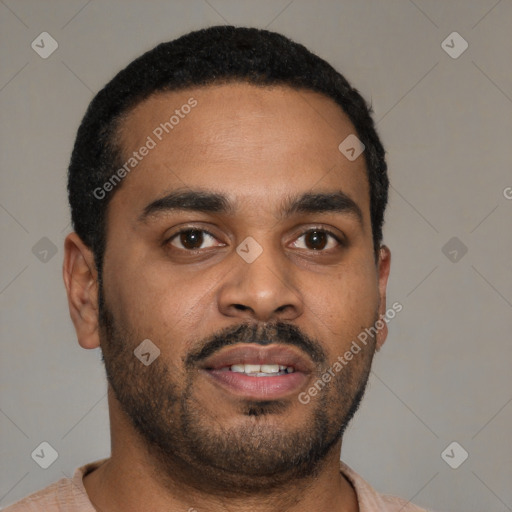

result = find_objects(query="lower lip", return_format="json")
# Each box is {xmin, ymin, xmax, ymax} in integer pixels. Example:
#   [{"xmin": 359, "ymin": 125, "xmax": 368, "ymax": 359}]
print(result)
[{"xmin": 203, "ymin": 369, "xmax": 309, "ymax": 400}]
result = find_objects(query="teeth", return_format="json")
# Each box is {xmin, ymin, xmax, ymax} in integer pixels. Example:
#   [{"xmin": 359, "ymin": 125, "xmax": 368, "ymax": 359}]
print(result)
[
  {"xmin": 260, "ymin": 364, "xmax": 279, "ymax": 373},
  {"xmin": 228, "ymin": 364, "xmax": 295, "ymax": 375},
  {"xmin": 244, "ymin": 364, "xmax": 261, "ymax": 373}
]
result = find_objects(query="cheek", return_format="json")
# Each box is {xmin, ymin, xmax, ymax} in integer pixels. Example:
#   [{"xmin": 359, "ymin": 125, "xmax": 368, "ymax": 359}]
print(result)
[
  {"xmin": 306, "ymin": 259, "xmax": 379, "ymax": 340},
  {"xmin": 104, "ymin": 255, "xmax": 220, "ymax": 344}
]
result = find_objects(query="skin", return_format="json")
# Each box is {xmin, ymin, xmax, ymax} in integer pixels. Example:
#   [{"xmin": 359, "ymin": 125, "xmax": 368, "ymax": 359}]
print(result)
[{"xmin": 63, "ymin": 83, "xmax": 391, "ymax": 512}]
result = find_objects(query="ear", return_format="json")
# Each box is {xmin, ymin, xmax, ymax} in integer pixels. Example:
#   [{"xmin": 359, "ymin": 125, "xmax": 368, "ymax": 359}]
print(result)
[
  {"xmin": 63, "ymin": 232, "xmax": 100, "ymax": 349},
  {"xmin": 375, "ymin": 244, "xmax": 391, "ymax": 351}
]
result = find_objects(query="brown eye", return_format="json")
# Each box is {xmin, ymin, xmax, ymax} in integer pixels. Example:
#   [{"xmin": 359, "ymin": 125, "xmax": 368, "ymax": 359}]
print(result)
[
  {"xmin": 292, "ymin": 229, "xmax": 341, "ymax": 251},
  {"xmin": 169, "ymin": 229, "xmax": 218, "ymax": 250},
  {"xmin": 305, "ymin": 230, "xmax": 328, "ymax": 250}
]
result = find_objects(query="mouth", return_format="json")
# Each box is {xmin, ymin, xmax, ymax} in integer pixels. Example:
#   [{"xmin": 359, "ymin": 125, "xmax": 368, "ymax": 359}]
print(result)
[
  {"xmin": 199, "ymin": 344, "xmax": 314, "ymax": 400},
  {"xmin": 217, "ymin": 363, "xmax": 296, "ymax": 376}
]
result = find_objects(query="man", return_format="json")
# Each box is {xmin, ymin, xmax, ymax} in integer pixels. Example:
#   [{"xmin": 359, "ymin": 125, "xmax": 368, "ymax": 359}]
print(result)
[{"xmin": 5, "ymin": 25, "xmax": 434, "ymax": 511}]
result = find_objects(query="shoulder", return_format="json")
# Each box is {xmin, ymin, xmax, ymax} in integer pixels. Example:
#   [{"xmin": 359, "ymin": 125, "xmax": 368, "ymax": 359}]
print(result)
[
  {"xmin": 339, "ymin": 459, "xmax": 437, "ymax": 512},
  {"xmin": 2, "ymin": 478, "xmax": 68, "ymax": 511},
  {"xmin": 380, "ymin": 493, "xmax": 436, "ymax": 511},
  {"xmin": 2, "ymin": 459, "xmax": 107, "ymax": 512}
]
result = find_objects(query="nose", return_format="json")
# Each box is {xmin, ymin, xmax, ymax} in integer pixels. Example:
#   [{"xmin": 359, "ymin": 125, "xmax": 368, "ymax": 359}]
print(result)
[{"xmin": 217, "ymin": 239, "xmax": 304, "ymax": 323}]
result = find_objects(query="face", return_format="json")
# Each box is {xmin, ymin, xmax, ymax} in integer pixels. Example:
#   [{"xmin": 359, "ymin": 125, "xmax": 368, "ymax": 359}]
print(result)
[{"xmin": 91, "ymin": 83, "xmax": 390, "ymax": 490}]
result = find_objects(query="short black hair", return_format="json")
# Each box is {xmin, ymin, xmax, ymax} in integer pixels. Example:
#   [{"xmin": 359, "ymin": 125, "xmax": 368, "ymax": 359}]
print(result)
[{"xmin": 68, "ymin": 25, "xmax": 388, "ymax": 273}]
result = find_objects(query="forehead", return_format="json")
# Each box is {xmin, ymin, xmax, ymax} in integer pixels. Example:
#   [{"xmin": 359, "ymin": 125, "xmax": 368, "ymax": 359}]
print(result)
[{"xmin": 111, "ymin": 82, "xmax": 370, "ymax": 221}]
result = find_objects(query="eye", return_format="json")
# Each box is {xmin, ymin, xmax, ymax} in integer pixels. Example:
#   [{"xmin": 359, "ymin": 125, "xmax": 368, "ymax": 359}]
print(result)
[
  {"xmin": 165, "ymin": 227, "xmax": 343, "ymax": 253},
  {"xmin": 167, "ymin": 229, "xmax": 222, "ymax": 251},
  {"xmin": 291, "ymin": 229, "xmax": 342, "ymax": 251}
]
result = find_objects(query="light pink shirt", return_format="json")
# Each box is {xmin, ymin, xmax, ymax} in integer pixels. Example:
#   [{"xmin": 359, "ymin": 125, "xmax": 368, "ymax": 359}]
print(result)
[{"xmin": 3, "ymin": 458, "xmax": 434, "ymax": 511}]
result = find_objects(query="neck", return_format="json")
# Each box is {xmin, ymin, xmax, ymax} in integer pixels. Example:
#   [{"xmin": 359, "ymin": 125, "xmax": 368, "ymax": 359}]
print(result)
[{"xmin": 83, "ymin": 389, "xmax": 359, "ymax": 512}]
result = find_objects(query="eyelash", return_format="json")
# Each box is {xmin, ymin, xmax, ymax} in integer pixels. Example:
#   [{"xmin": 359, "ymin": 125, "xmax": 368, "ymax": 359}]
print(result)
[{"xmin": 165, "ymin": 227, "xmax": 345, "ymax": 252}]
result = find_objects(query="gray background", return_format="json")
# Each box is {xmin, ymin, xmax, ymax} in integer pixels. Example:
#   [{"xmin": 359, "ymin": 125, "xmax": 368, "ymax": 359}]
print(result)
[{"xmin": 1, "ymin": 1, "xmax": 511, "ymax": 510}]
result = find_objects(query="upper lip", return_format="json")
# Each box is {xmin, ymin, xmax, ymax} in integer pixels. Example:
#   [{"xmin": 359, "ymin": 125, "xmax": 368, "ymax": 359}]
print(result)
[{"xmin": 200, "ymin": 344, "xmax": 315, "ymax": 373}]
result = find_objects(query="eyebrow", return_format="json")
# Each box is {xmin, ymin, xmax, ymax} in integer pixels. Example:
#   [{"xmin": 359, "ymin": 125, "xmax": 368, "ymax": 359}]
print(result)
[{"xmin": 139, "ymin": 188, "xmax": 364, "ymax": 226}]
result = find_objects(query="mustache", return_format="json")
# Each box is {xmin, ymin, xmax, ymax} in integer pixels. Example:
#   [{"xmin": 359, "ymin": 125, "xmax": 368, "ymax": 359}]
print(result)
[{"xmin": 185, "ymin": 322, "xmax": 326, "ymax": 369}]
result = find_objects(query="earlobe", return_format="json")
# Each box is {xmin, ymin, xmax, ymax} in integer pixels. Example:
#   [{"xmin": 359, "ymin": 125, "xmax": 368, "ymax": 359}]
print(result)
[
  {"xmin": 376, "ymin": 244, "xmax": 391, "ymax": 351},
  {"xmin": 63, "ymin": 232, "xmax": 101, "ymax": 349}
]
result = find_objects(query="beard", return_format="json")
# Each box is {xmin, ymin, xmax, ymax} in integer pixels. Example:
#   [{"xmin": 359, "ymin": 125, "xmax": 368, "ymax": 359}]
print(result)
[{"xmin": 98, "ymin": 286, "xmax": 377, "ymax": 493}]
